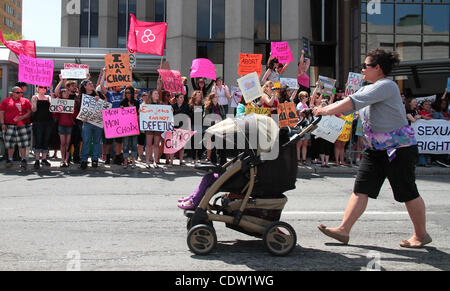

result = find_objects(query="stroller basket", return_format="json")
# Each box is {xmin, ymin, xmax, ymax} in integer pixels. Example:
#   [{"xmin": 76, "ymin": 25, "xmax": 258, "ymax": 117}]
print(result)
[{"xmin": 222, "ymin": 194, "xmax": 288, "ymax": 222}]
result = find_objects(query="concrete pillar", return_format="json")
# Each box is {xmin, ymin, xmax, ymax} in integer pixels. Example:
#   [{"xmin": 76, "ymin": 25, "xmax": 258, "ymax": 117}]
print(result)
[
  {"xmin": 137, "ymin": 0, "xmax": 156, "ymax": 22},
  {"xmin": 166, "ymin": 0, "xmax": 197, "ymax": 78},
  {"xmin": 99, "ymin": 0, "xmax": 118, "ymax": 48},
  {"xmin": 224, "ymin": 0, "xmax": 254, "ymax": 86},
  {"xmin": 61, "ymin": 0, "xmax": 81, "ymax": 47},
  {"xmin": 281, "ymin": 0, "xmax": 311, "ymax": 79}
]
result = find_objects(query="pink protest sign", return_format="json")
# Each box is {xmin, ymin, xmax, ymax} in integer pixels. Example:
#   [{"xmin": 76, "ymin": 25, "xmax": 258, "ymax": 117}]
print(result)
[
  {"xmin": 190, "ymin": 58, "xmax": 217, "ymax": 80},
  {"xmin": 103, "ymin": 107, "xmax": 140, "ymax": 139},
  {"xmin": 18, "ymin": 55, "xmax": 54, "ymax": 87},
  {"xmin": 158, "ymin": 69, "xmax": 186, "ymax": 95},
  {"xmin": 164, "ymin": 129, "xmax": 195, "ymax": 154},
  {"xmin": 271, "ymin": 42, "xmax": 293, "ymax": 64}
]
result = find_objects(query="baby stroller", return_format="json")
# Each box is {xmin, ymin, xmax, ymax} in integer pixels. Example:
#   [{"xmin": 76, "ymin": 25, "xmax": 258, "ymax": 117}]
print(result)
[{"xmin": 184, "ymin": 112, "xmax": 321, "ymax": 256}]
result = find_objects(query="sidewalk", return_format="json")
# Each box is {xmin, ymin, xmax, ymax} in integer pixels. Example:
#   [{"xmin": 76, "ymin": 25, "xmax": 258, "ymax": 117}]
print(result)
[{"xmin": 1, "ymin": 157, "xmax": 449, "ymax": 176}]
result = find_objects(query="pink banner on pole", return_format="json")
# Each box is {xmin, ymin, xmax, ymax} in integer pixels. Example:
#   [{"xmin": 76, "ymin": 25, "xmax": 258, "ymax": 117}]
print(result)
[
  {"xmin": 18, "ymin": 55, "xmax": 54, "ymax": 87},
  {"xmin": 103, "ymin": 107, "xmax": 140, "ymax": 139},
  {"xmin": 271, "ymin": 42, "xmax": 293, "ymax": 64},
  {"xmin": 158, "ymin": 69, "xmax": 186, "ymax": 95},
  {"xmin": 164, "ymin": 129, "xmax": 196, "ymax": 154},
  {"xmin": 190, "ymin": 58, "xmax": 217, "ymax": 80}
]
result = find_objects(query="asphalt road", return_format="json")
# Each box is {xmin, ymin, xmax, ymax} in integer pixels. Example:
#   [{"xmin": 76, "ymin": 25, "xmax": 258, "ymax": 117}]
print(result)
[{"xmin": 0, "ymin": 169, "xmax": 449, "ymax": 271}]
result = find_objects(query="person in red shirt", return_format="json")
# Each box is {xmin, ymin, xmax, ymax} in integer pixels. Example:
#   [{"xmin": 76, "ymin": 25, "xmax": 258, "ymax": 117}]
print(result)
[
  {"xmin": 418, "ymin": 100, "xmax": 433, "ymax": 120},
  {"xmin": 0, "ymin": 86, "xmax": 32, "ymax": 169}
]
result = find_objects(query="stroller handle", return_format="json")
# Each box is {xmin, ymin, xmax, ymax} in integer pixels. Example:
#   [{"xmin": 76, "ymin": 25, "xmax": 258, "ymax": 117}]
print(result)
[{"xmin": 282, "ymin": 113, "xmax": 322, "ymax": 147}]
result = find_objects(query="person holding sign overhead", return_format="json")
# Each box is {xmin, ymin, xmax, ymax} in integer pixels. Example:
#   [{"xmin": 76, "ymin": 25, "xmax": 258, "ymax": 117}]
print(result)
[
  {"xmin": 313, "ymin": 49, "xmax": 431, "ymax": 249},
  {"xmin": 31, "ymin": 86, "xmax": 53, "ymax": 170}
]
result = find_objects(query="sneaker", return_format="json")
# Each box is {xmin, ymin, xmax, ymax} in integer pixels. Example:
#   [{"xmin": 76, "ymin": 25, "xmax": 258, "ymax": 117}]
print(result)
[
  {"xmin": 20, "ymin": 159, "xmax": 27, "ymax": 170},
  {"xmin": 5, "ymin": 159, "xmax": 13, "ymax": 168},
  {"xmin": 92, "ymin": 160, "xmax": 99, "ymax": 168},
  {"xmin": 80, "ymin": 161, "xmax": 88, "ymax": 170},
  {"xmin": 41, "ymin": 159, "xmax": 51, "ymax": 167},
  {"xmin": 34, "ymin": 160, "xmax": 40, "ymax": 170}
]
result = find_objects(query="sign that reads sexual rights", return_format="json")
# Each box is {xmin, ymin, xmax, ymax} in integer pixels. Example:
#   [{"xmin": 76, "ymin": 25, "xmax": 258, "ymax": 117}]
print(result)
[
  {"xmin": 18, "ymin": 55, "xmax": 54, "ymax": 87},
  {"xmin": 139, "ymin": 104, "xmax": 174, "ymax": 132},
  {"xmin": 50, "ymin": 98, "xmax": 75, "ymax": 114},
  {"xmin": 103, "ymin": 107, "xmax": 140, "ymax": 139}
]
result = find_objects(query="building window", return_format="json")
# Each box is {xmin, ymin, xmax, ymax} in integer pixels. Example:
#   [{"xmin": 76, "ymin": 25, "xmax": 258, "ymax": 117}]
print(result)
[
  {"xmin": 118, "ymin": 0, "xmax": 137, "ymax": 48},
  {"xmin": 254, "ymin": 0, "xmax": 281, "ymax": 67},
  {"xmin": 155, "ymin": 0, "xmax": 167, "ymax": 22},
  {"xmin": 360, "ymin": 0, "xmax": 450, "ymax": 62},
  {"xmin": 80, "ymin": 0, "xmax": 99, "ymax": 47},
  {"xmin": 197, "ymin": 0, "xmax": 225, "ymax": 77}
]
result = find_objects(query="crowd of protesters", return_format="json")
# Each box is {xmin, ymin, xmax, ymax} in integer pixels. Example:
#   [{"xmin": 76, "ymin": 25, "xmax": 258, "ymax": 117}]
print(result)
[{"xmin": 1, "ymin": 52, "xmax": 449, "ymax": 171}]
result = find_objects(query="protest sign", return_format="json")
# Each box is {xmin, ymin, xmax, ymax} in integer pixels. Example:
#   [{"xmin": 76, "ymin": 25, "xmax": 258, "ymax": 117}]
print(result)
[
  {"xmin": 49, "ymin": 98, "xmax": 75, "ymax": 114},
  {"xmin": 312, "ymin": 115, "xmax": 346, "ymax": 143},
  {"xmin": 245, "ymin": 106, "xmax": 271, "ymax": 116},
  {"xmin": 238, "ymin": 54, "xmax": 263, "ymax": 76},
  {"xmin": 237, "ymin": 72, "xmax": 264, "ymax": 103},
  {"xmin": 127, "ymin": 14, "xmax": 167, "ymax": 56},
  {"xmin": 277, "ymin": 102, "xmax": 299, "ymax": 128},
  {"xmin": 164, "ymin": 129, "xmax": 196, "ymax": 154},
  {"xmin": 18, "ymin": 55, "xmax": 54, "ymax": 87},
  {"xmin": 64, "ymin": 63, "xmax": 89, "ymax": 73},
  {"xmin": 139, "ymin": 104, "xmax": 174, "ymax": 132},
  {"xmin": 105, "ymin": 53, "xmax": 132, "ymax": 87},
  {"xmin": 157, "ymin": 69, "xmax": 186, "ymax": 95},
  {"xmin": 416, "ymin": 95, "xmax": 436, "ymax": 104},
  {"xmin": 77, "ymin": 94, "xmax": 112, "ymax": 128},
  {"xmin": 280, "ymin": 78, "xmax": 299, "ymax": 90},
  {"xmin": 102, "ymin": 107, "xmax": 140, "ymax": 139},
  {"xmin": 230, "ymin": 87, "xmax": 243, "ymax": 108},
  {"xmin": 190, "ymin": 58, "xmax": 217, "ymax": 80},
  {"xmin": 318, "ymin": 75, "xmax": 336, "ymax": 96},
  {"xmin": 61, "ymin": 69, "xmax": 87, "ymax": 80},
  {"xmin": 271, "ymin": 42, "xmax": 293, "ymax": 64},
  {"xmin": 447, "ymin": 78, "xmax": 450, "ymax": 90},
  {"xmin": 412, "ymin": 120, "xmax": 450, "ymax": 154},
  {"xmin": 337, "ymin": 113, "xmax": 354, "ymax": 142},
  {"xmin": 345, "ymin": 73, "xmax": 364, "ymax": 96}
]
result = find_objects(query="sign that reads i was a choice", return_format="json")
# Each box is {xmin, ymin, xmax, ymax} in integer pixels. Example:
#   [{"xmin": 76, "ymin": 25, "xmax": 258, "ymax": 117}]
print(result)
[
  {"xmin": 18, "ymin": 55, "xmax": 54, "ymax": 87},
  {"xmin": 105, "ymin": 53, "xmax": 132, "ymax": 87},
  {"xmin": 103, "ymin": 107, "xmax": 140, "ymax": 139},
  {"xmin": 412, "ymin": 120, "xmax": 450, "ymax": 154},
  {"xmin": 50, "ymin": 98, "xmax": 75, "ymax": 114},
  {"xmin": 77, "ymin": 94, "xmax": 112, "ymax": 128},
  {"xmin": 139, "ymin": 104, "xmax": 174, "ymax": 132}
]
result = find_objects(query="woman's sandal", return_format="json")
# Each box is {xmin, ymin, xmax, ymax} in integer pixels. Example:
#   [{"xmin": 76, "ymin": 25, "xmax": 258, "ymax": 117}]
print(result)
[
  {"xmin": 317, "ymin": 224, "xmax": 350, "ymax": 245},
  {"xmin": 177, "ymin": 200, "xmax": 195, "ymax": 210},
  {"xmin": 400, "ymin": 234, "xmax": 432, "ymax": 248}
]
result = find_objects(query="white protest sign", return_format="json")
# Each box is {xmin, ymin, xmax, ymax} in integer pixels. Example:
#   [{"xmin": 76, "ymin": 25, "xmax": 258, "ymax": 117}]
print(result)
[
  {"xmin": 416, "ymin": 95, "xmax": 436, "ymax": 104},
  {"xmin": 139, "ymin": 104, "xmax": 174, "ymax": 132},
  {"xmin": 61, "ymin": 69, "xmax": 87, "ymax": 80},
  {"xmin": 64, "ymin": 63, "xmax": 89, "ymax": 73},
  {"xmin": 345, "ymin": 72, "xmax": 364, "ymax": 96},
  {"xmin": 230, "ymin": 86, "xmax": 242, "ymax": 108},
  {"xmin": 280, "ymin": 78, "xmax": 299, "ymax": 90},
  {"xmin": 312, "ymin": 115, "xmax": 346, "ymax": 143},
  {"xmin": 77, "ymin": 94, "xmax": 112, "ymax": 128},
  {"xmin": 50, "ymin": 98, "xmax": 75, "ymax": 114},
  {"xmin": 237, "ymin": 72, "xmax": 263, "ymax": 103},
  {"xmin": 318, "ymin": 75, "xmax": 336, "ymax": 96},
  {"xmin": 412, "ymin": 120, "xmax": 450, "ymax": 154}
]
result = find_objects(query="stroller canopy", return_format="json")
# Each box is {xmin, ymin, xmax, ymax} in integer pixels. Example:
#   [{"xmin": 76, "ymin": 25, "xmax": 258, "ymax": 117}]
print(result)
[{"xmin": 205, "ymin": 114, "xmax": 279, "ymax": 154}]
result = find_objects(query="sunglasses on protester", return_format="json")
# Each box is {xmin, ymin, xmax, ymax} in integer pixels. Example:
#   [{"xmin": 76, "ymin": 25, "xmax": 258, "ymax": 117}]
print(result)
[{"xmin": 361, "ymin": 62, "xmax": 377, "ymax": 70}]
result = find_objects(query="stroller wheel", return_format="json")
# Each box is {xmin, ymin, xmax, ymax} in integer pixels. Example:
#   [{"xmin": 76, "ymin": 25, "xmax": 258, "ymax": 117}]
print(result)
[
  {"xmin": 263, "ymin": 221, "xmax": 297, "ymax": 256},
  {"xmin": 187, "ymin": 218, "xmax": 213, "ymax": 232},
  {"xmin": 187, "ymin": 224, "xmax": 217, "ymax": 255}
]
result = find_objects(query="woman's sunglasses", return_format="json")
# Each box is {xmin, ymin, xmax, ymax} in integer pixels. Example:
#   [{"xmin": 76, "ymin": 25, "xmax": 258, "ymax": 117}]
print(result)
[{"xmin": 361, "ymin": 62, "xmax": 377, "ymax": 70}]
